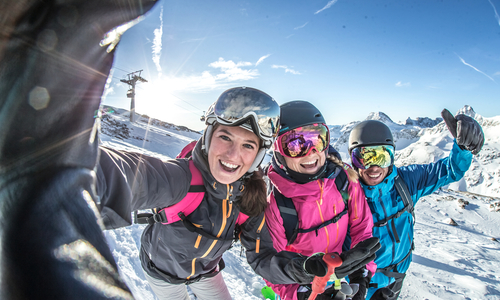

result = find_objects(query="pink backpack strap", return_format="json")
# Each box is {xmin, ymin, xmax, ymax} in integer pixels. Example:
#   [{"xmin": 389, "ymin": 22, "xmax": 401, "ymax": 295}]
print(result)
[
  {"xmin": 176, "ymin": 140, "xmax": 198, "ymax": 159},
  {"xmin": 158, "ymin": 160, "xmax": 205, "ymax": 224}
]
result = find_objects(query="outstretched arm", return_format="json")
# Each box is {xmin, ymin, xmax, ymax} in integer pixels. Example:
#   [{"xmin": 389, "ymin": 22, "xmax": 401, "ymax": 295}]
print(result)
[
  {"xmin": 96, "ymin": 146, "xmax": 191, "ymax": 229},
  {"xmin": 0, "ymin": 1, "xmax": 157, "ymax": 298}
]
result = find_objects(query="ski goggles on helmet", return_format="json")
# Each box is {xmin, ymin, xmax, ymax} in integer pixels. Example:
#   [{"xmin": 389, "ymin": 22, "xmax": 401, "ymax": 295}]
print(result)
[
  {"xmin": 205, "ymin": 87, "xmax": 280, "ymax": 147},
  {"xmin": 351, "ymin": 145, "xmax": 395, "ymax": 169},
  {"xmin": 275, "ymin": 123, "xmax": 330, "ymax": 158}
]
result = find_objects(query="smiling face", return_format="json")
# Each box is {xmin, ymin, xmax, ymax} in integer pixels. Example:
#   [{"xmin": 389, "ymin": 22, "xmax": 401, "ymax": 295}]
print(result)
[
  {"xmin": 283, "ymin": 148, "xmax": 327, "ymax": 174},
  {"xmin": 358, "ymin": 165, "xmax": 390, "ymax": 186},
  {"xmin": 208, "ymin": 125, "xmax": 260, "ymax": 184}
]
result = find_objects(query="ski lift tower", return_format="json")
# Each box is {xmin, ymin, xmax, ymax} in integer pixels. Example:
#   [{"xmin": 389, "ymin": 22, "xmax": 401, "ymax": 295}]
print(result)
[{"xmin": 120, "ymin": 70, "xmax": 148, "ymax": 122}]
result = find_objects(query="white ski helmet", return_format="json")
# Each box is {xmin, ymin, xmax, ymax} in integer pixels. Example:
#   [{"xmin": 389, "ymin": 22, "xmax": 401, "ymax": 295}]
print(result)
[{"xmin": 202, "ymin": 87, "xmax": 280, "ymax": 173}]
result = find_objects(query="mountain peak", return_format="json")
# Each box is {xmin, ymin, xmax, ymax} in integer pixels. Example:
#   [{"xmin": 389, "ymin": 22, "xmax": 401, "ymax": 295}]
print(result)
[
  {"xmin": 366, "ymin": 111, "xmax": 394, "ymax": 123},
  {"xmin": 457, "ymin": 105, "xmax": 476, "ymax": 118},
  {"xmin": 405, "ymin": 116, "xmax": 442, "ymax": 128}
]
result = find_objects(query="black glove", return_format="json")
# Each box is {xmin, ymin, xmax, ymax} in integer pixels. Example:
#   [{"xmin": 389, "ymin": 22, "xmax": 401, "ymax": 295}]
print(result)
[
  {"xmin": 441, "ymin": 109, "xmax": 484, "ymax": 155},
  {"xmin": 348, "ymin": 267, "xmax": 372, "ymax": 300},
  {"xmin": 304, "ymin": 237, "xmax": 381, "ymax": 279},
  {"xmin": 371, "ymin": 287, "xmax": 395, "ymax": 300}
]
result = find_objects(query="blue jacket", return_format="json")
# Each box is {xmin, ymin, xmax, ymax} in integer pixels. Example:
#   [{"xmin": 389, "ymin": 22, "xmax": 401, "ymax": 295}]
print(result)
[{"xmin": 364, "ymin": 142, "xmax": 472, "ymax": 299}]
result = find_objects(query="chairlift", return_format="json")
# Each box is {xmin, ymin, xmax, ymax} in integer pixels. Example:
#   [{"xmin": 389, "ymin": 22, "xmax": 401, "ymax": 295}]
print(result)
[{"xmin": 127, "ymin": 89, "xmax": 134, "ymax": 98}]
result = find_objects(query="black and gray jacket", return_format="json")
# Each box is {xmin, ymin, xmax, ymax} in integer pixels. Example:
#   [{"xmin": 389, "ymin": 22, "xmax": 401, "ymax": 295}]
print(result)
[{"xmin": 96, "ymin": 140, "xmax": 312, "ymax": 285}]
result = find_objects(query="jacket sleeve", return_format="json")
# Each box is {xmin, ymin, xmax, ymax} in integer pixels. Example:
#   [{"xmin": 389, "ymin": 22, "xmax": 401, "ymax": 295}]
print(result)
[
  {"xmin": 95, "ymin": 146, "xmax": 191, "ymax": 229},
  {"xmin": 346, "ymin": 178, "xmax": 377, "ymax": 274},
  {"xmin": 239, "ymin": 212, "xmax": 314, "ymax": 294},
  {"xmin": 259, "ymin": 194, "xmax": 304, "ymax": 300},
  {"xmin": 401, "ymin": 141, "xmax": 472, "ymax": 205}
]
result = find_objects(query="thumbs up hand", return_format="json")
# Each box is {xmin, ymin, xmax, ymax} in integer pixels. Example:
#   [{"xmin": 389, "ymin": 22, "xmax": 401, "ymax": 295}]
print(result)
[{"xmin": 441, "ymin": 109, "xmax": 484, "ymax": 155}]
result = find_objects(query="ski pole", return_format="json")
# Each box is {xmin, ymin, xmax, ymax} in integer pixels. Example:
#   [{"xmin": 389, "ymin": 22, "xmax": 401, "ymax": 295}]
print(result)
[{"xmin": 307, "ymin": 252, "xmax": 343, "ymax": 300}]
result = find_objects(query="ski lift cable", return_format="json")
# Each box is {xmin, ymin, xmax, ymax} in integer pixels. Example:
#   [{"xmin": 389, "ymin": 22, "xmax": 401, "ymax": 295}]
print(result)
[{"xmin": 112, "ymin": 66, "xmax": 135, "ymax": 74}]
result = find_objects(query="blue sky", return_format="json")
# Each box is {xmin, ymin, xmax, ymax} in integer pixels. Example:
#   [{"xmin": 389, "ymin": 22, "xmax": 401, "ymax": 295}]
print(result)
[{"xmin": 102, "ymin": 0, "xmax": 500, "ymax": 131}]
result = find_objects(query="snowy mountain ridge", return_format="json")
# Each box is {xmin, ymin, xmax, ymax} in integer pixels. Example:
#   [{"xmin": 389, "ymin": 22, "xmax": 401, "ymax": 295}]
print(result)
[{"xmin": 99, "ymin": 104, "xmax": 500, "ymax": 300}]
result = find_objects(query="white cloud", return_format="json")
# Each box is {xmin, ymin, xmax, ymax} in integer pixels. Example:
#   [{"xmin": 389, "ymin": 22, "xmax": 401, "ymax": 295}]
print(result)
[
  {"xmin": 315, "ymin": 0, "xmax": 339, "ymax": 14},
  {"xmin": 395, "ymin": 81, "xmax": 411, "ymax": 87},
  {"xmin": 147, "ymin": 58, "xmax": 259, "ymax": 93},
  {"xmin": 272, "ymin": 65, "xmax": 301, "ymax": 75},
  {"xmin": 256, "ymin": 54, "xmax": 271, "ymax": 66},
  {"xmin": 102, "ymin": 86, "xmax": 114, "ymax": 98},
  {"xmin": 456, "ymin": 54, "xmax": 495, "ymax": 82},
  {"xmin": 152, "ymin": 6, "xmax": 164, "ymax": 75},
  {"xmin": 493, "ymin": 71, "xmax": 500, "ymax": 76},
  {"xmin": 209, "ymin": 58, "xmax": 252, "ymax": 70},
  {"xmin": 488, "ymin": 0, "xmax": 500, "ymax": 27},
  {"xmin": 294, "ymin": 22, "xmax": 309, "ymax": 30}
]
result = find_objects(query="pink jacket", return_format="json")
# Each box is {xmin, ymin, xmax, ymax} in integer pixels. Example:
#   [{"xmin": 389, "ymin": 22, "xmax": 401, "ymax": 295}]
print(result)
[{"xmin": 264, "ymin": 164, "xmax": 376, "ymax": 300}]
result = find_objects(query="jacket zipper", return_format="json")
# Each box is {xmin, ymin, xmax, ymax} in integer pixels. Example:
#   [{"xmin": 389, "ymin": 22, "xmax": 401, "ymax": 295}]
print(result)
[
  {"xmin": 187, "ymin": 183, "xmax": 232, "ymax": 280},
  {"xmin": 352, "ymin": 184, "xmax": 359, "ymax": 220},
  {"xmin": 316, "ymin": 179, "xmax": 331, "ymax": 253},
  {"xmin": 256, "ymin": 216, "xmax": 266, "ymax": 253}
]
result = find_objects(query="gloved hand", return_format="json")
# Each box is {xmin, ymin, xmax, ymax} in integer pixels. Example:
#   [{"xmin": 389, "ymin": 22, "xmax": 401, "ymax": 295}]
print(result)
[
  {"xmin": 370, "ymin": 287, "xmax": 395, "ymax": 300},
  {"xmin": 348, "ymin": 267, "xmax": 372, "ymax": 300},
  {"xmin": 304, "ymin": 237, "xmax": 380, "ymax": 280},
  {"xmin": 441, "ymin": 109, "xmax": 484, "ymax": 155}
]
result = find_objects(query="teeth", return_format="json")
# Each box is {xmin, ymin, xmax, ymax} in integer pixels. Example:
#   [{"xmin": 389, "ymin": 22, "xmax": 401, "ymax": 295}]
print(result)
[
  {"xmin": 368, "ymin": 174, "xmax": 380, "ymax": 178},
  {"xmin": 221, "ymin": 161, "xmax": 238, "ymax": 169},
  {"xmin": 302, "ymin": 160, "xmax": 317, "ymax": 165}
]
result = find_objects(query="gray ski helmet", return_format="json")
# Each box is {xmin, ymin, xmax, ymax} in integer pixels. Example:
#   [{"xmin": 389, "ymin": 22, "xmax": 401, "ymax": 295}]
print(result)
[
  {"xmin": 348, "ymin": 120, "xmax": 395, "ymax": 154},
  {"xmin": 278, "ymin": 100, "xmax": 326, "ymax": 135}
]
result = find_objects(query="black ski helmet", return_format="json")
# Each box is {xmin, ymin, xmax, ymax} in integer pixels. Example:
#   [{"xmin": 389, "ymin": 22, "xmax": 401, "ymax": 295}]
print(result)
[
  {"xmin": 278, "ymin": 100, "xmax": 326, "ymax": 135},
  {"xmin": 348, "ymin": 120, "xmax": 395, "ymax": 154},
  {"xmin": 273, "ymin": 101, "xmax": 329, "ymax": 183}
]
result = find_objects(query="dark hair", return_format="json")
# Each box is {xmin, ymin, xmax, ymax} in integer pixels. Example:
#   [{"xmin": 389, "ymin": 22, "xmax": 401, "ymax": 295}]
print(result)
[{"xmin": 239, "ymin": 168, "xmax": 268, "ymax": 216}]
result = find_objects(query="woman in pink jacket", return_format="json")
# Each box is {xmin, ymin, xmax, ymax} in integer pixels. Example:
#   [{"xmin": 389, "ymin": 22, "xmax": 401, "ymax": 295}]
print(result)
[{"xmin": 264, "ymin": 101, "xmax": 379, "ymax": 300}]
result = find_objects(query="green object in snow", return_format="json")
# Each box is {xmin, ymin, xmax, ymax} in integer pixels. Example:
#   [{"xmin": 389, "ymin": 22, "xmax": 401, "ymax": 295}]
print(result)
[{"xmin": 261, "ymin": 286, "xmax": 277, "ymax": 300}]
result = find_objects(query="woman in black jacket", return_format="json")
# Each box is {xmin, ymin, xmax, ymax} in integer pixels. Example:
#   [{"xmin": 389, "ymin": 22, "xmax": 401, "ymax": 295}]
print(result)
[{"xmin": 96, "ymin": 87, "xmax": 295, "ymax": 299}]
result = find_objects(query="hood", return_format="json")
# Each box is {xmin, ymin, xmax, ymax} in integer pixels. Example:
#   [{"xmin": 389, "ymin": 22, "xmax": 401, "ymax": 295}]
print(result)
[{"xmin": 191, "ymin": 138, "xmax": 244, "ymax": 202}]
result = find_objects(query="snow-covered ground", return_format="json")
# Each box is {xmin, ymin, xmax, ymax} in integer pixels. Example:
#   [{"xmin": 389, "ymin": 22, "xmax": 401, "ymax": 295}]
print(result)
[{"xmin": 100, "ymin": 105, "xmax": 500, "ymax": 299}]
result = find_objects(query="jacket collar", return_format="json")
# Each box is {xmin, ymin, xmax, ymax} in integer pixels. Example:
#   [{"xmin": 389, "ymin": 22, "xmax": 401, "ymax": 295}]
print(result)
[
  {"xmin": 361, "ymin": 165, "xmax": 397, "ymax": 198},
  {"xmin": 268, "ymin": 158, "xmax": 342, "ymax": 200},
  {"xmin": 191, "ymin": 139, "xmax": 244, "ymax": 202}
]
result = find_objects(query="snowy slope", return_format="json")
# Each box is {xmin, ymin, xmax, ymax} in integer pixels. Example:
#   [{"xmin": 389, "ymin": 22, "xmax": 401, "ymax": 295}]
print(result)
[{"xmin": 100, "ymin": 105, "xmax": 500, "ymax": 299}]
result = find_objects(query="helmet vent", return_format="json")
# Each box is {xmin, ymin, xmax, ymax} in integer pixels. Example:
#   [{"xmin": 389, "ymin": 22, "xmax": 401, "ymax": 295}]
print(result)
[{"xmin": 314, "ymin": 113, "xmax": 321, "ymax": 118}]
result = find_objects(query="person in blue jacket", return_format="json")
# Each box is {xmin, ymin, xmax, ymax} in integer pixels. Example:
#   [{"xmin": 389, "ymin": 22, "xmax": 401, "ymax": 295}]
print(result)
[{"xmin": 346, "ymin": 109, "xmax": 484, "ymax": 300}]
